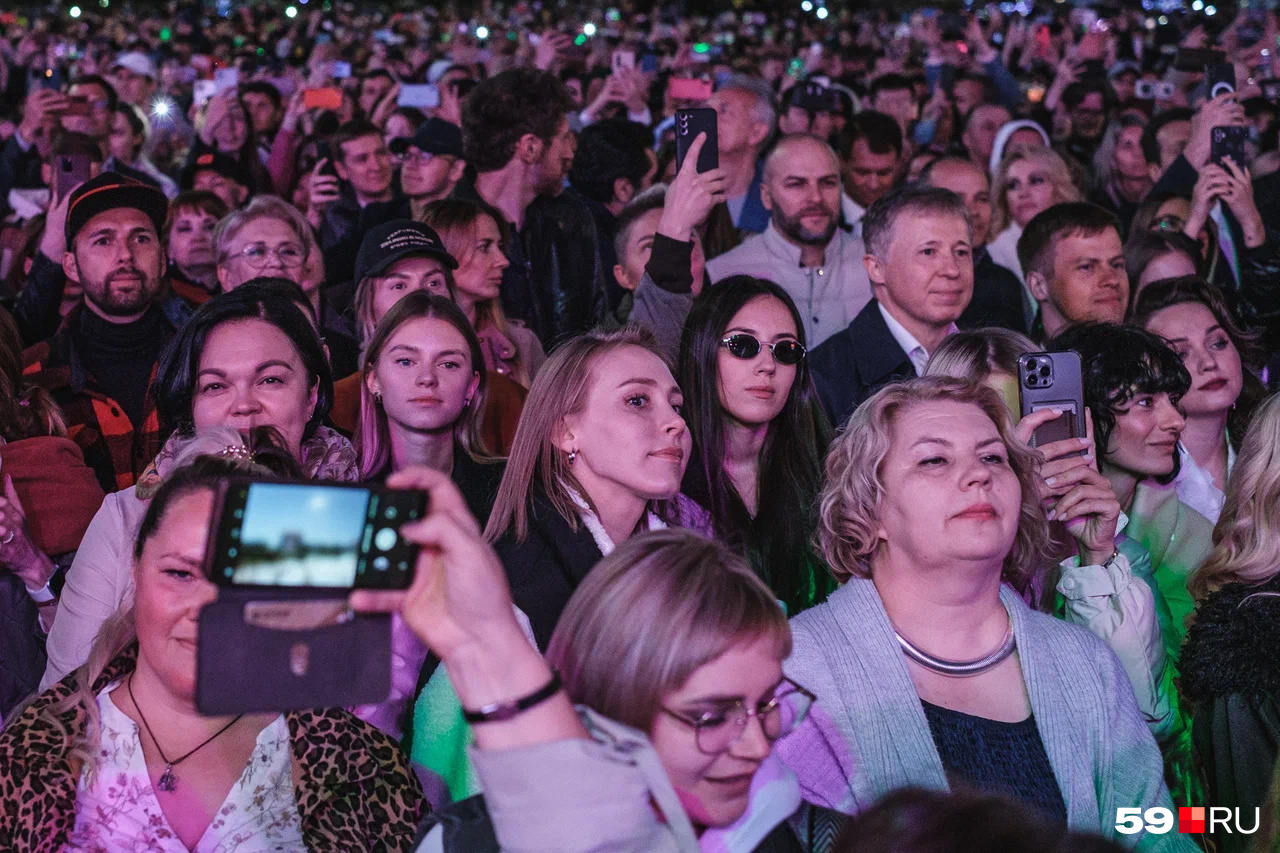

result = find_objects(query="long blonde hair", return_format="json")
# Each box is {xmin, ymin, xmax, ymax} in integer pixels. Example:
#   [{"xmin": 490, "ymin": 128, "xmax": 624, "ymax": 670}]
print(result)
[
  {"xmin": 483, "ymin": 326, "xmax": 669, "ymax": 543},
  {"xmin": 817, "ymin": 376, "xmax": 1051, "ymax": 591},
  {"xmin": 1189, "ymin": 393, "xmax": 1280, "ymax": 601},
  {"xmin": 990, "ymin": 144, "xmax": 1082, "ymax": 235}
]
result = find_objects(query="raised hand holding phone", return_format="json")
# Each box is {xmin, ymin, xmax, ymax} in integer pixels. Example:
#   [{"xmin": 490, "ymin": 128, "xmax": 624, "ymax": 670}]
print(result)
[{"xmin": 658, "ymin": 131, "xmax": 727, "ymax": 242}]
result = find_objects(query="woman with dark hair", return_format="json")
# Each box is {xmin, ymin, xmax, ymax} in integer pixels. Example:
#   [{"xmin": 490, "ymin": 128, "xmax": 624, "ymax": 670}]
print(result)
[
  {"xmin": 42, "ymin": 281, "xmax": 356, "ymax": 689},
  {"xmin": 1046, "ymin": 323, "xmax": 1211, "ymax": 664},
  {"xmin": 0, "ymin": 451, "xmax": 425, "ymax": 850},
  {"xmin": 1090, "ymin": 115, "xmax": 1152, "ymax": 234},
  {"xmin": 1123, "ymin": 230, "xmax": 1201, "ymax": 299},
  {"xmin": 677, "ymin": 275, "xmax": 834, "ymax": 615},
  {"xmin": 1133, "ymin": 276, "xmax": 1266, "ymax": 522}
]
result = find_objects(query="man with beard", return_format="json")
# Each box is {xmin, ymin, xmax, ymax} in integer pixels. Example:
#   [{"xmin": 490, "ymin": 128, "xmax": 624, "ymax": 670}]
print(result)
[
  {"xmin": 707, "ymin": 134, "xmax": 872, "ymax": 348},
  {"xmin": 21, "ymin": 174, "xmax": 173, "ymax": 493},
  {"xmin": 457, "ymin": 69, "xmax": 607, "ymax": 345}
]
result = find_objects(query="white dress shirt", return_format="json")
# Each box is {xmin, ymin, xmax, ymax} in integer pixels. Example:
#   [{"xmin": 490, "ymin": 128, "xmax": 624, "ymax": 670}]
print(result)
[{"xmin": 878, "ymin": 302, "xmax": 958, "ymax": 376}]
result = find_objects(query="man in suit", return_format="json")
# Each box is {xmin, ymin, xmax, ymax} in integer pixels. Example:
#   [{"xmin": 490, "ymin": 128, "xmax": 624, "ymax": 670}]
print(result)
[{"xmin": 811, "ymin": 185, "xmax": 974, "ymax": 428}]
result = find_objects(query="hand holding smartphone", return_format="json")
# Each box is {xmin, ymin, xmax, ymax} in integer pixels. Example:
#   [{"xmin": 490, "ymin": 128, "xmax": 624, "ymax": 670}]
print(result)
[
  {"xmin": 1018, "ymin": 351, "xmax": 1087, "ymax": 454},
  {"xmin": 675, "ymin": 107, "xmax": 718, "ymax": 174},
  {"xmin": 54, "ymin": 154, "xmax": 91, "ymax": 201}
]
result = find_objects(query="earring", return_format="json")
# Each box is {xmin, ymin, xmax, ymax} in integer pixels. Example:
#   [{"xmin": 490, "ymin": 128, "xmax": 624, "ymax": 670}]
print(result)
[
  {"xmin": 373, "ymin": 391, "xmax": 383, "ymax": 404},
  {"xmin": 568, "ymin": 449, "xmax": 578, "ymax": 464}
]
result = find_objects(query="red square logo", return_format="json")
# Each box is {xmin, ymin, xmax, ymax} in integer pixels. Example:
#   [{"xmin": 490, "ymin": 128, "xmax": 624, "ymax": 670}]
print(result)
[{"xmin": 1179, "ymin": 807, "xmax": 1205, "ymax": 833}]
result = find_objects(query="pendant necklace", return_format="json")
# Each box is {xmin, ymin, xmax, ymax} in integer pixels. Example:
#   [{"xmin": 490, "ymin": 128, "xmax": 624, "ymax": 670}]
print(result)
[{"xmin": 127, "ymin": 675, "xmax": 244, "ymax": 793}]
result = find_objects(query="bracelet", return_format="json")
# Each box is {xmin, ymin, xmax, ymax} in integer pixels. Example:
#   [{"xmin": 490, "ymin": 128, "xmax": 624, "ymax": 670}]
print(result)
[{"xmin": 462, "ymin": 670, "xmax": 563, "ymax": 724}]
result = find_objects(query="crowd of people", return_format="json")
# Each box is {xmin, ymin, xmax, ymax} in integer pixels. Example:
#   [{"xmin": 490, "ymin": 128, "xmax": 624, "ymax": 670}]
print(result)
[{"xmin": 0, "ymin": 0, "xmax": 1279, "ymax": 849}]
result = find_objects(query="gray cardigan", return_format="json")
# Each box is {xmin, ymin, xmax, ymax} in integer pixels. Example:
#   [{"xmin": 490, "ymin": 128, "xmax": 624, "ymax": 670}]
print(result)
[{"xmin": 777, "ymin": 578, "xmax": 1196, "ymax": 852}]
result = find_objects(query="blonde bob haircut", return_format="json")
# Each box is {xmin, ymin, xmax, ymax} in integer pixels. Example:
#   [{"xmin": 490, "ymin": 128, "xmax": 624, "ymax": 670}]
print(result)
[
  {"xmin": 990, "ymin": 144, "xmax": 1082, "ymax": 236},
  {"xmin": 924, "ymin": 328, "xmax": 1039, "ymax": 386},
  {"xmin": 1189, "ymin": 392, "xmax": 1280, "ymax": 602},
  {"xmin": 817, "ymin": 376, "xmax": 1051, "ymax": 591},
  {"xmin": 546, "ymin": 528, "xmax": 790, "ymax": 732}
]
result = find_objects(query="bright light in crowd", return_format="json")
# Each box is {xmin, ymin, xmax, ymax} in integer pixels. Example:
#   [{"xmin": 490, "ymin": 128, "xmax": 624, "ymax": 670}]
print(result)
[
  {"xmin": 285, "ymin": 5, "xmax": 297, "ymax": 17},
  {"xmin": 582, "ymin": 22, "xmax": 596, "ymax": 36},
  {"xmin": 1205, "ymin": 4, "xmax": 1216, "ymax": 14},
  {"xmin": 69, "ymin": 5, "xmax": 81, "ymax": 16},
  {"xmin": 476, "ymin": 25, "xmax": 489, "ymax": 39},
  {"xmin": 1158, "ymin": 15, "xmax": 1169, "ymax": 24},
  {"xmin": 1191, "ymin": 0, "xmax": 1203, "ymax": 9},
  {"xmin": 801, "ymin": 0, "xmax": 813, "ymax": 10},
  {"xmin": 816, "ymin": 6, "xmax": 829, "ymax": 18},
  {"xmin": 151, "ymin": 98, "xmax": 173, "ymax": 119}
]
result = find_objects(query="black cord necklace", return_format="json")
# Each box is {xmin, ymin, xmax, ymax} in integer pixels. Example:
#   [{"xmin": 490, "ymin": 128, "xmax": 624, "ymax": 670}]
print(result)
[{"xmin": 127, "ymin": 675, "xmax": 244, "ymax": 793}]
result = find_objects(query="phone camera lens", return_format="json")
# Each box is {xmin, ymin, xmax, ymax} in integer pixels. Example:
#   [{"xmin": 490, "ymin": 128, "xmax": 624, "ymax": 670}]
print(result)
[
  {"xmin": 1026, "ymin": 375, "xmax": 1038, "ymax": 386},
  {"xmin": 1039, "ymin": 365, "xmax": 1051, "ymax": 377}
]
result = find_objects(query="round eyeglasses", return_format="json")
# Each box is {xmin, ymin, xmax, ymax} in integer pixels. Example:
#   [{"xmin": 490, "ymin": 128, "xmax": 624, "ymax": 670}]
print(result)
[
  {"xmin": 232, "ymin": 242, "xmax": 307, "ymax": 270},
  {"xmin": 720, "ymin": 333, "xmax": 807, "ymax": 366},
  {"xmin": 659, "ymin": 678, "xmax": 816, "ymax": 755}
]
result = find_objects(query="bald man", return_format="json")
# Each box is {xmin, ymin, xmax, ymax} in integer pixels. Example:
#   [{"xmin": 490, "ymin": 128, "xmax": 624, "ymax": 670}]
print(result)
[{"xmin": 707, "ymin": 134, "xmax": 873, "ymax": 347}]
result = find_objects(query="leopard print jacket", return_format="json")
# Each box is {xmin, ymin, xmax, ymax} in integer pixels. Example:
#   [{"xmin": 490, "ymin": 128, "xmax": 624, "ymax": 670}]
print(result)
[{"xmin": 0, "ymin": 644, "xmax": 427, "ymax": 851}]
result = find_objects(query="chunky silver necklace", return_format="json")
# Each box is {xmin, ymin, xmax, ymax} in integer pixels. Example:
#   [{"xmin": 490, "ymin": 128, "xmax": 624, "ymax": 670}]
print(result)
[{"xmin": 894, "ymin": 613, "xmax": 1016, "ymax": 677}]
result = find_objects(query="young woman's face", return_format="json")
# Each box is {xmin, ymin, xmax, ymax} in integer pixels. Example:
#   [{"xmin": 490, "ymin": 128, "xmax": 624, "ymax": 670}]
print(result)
[
  {"xmin": 648, "ymin": 634, "xmax": 784, "ymax": 830},
  {"xmin": 191, "ymin": 318, "xmax": 318, "ymax": 457},
  {"xmin": 134, "ymin": 488, "xmax": 218, "ymax": 702},
  {"xmin": 108, "ymin": 110, "xmax": 139, "ymax": 163},
  {"xmin": 1103, "ymin": 391, "xmax": 1185, "ymax": 479},
  {"xmin": 874, "ymin": 399, "xmax": 1022, "ymax": 568},
  {"xmin": 716, "ymin": 295, "xmax": 800, "ymax": 430},
  {"xmin": 168, "ymin": 209, "xmax": 219, "ymax": 270},
  {"xmin": 450, "ymin": 215, "xmax": 510, "ymax": 307},
  {"xmin": 370, "ymin": 256, "xmax": 450, "ymax": 328},
  {"xmin": 562, "ymin": 345, "xmax": 691, "ymax": 505},
  {"xmin": 367, "ymin": 316, "xmax": 479, "ymax": 438},
  {"xmin": 1005, "ymin": 159, "xmax": 1057, "ymax": 228},
  {"xmin": 1144, "ymin": 302, "xmax": 1243, "ymax": 419},
  {"xmin": 1136, "ymin": 250, "xmax": 1197, "ymax": 294}
]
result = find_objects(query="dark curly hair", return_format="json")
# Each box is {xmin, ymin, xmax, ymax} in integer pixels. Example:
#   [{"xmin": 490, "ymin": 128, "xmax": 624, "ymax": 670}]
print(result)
[
  {"xmin": 461, "ymin": 69, "xmax": 576, "ymax": 173},
  {"xmin": 567, "ymin": 119, "xmax": 653, "ymax": 204},
  {"xmin": 1047, "ymin": 322, "xmax": 1190, "ymax": 484}
]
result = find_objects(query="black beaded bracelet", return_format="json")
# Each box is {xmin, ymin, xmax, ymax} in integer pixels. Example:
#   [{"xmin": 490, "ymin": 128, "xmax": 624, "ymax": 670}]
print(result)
[{"xmin": 462, "ymin": 670, "xmax": 563, "ymax": 724}]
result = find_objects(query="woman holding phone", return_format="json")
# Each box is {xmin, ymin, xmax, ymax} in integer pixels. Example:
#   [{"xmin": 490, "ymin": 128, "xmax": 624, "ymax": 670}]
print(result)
[{"xmin": 0, "ymin": 451, "xmax": 424, "ymax": 851}]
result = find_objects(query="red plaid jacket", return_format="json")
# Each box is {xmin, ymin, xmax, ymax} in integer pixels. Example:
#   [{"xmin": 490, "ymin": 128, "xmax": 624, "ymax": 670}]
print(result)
[{"xmin": 21, "ymin": 312, "xmax": 171, "ymax": 494}]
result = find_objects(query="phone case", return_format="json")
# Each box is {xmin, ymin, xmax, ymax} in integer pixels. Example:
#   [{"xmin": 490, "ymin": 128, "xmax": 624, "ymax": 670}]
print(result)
[
  {"xmin": 675, "ymin": 108, "xmax": 718, "ymax": 174},
  {"xmin": 1018, "ymin": 351, "xmax": 1086, "ymax": 452},
  {"xmin": 1210, "ymin": 126, "xmax": 1249, "ymax": 167},
  {"xmin": 196, "ymin": 589, "xmax": 392, "ymax": 715}
]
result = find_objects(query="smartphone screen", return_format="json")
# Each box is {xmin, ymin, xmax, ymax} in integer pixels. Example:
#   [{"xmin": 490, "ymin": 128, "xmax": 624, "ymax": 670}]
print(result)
[
  {"xmin": 303, "ymin": 87, "xmax": 343, "ymax": 110},
  {"xmin": 208, "ymin": 481, "xmax": 425, "ymax": 590},
  {"xmin": 397, "ymin": 84, "xmax": 440, "ymax": 108}
]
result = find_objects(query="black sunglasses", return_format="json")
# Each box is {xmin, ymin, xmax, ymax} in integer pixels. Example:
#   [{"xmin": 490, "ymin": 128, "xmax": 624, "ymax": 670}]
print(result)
[{"xmin": 720, "ymin": 333, "xmax": 806, "ymax": 365}]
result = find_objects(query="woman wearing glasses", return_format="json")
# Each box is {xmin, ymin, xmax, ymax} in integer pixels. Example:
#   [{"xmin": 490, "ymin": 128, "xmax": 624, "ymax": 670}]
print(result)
[
  {"xmin": 678, "ymin": 277, "xmax": 834, "ymax": 616},
  {"xmin": 774, "ymin": 377, "xmax": 1191, "ymax": 851}
]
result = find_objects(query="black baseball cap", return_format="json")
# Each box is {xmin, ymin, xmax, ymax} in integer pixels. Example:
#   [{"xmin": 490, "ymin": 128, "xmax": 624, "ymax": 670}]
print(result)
[
  {"xmin": 354, "ymin": 220, "xmax": 458, "ymax": 283},
  {"xmin": 65, "ymin": 172, "xmax": 169, "ymax": 245},
  {"xmin": 389, "ymin": 118, "xmax": 465, "ymax": 159},
  {"xmin": 180, "ymin": 151, "xmax": 256, "ymax": 194}
]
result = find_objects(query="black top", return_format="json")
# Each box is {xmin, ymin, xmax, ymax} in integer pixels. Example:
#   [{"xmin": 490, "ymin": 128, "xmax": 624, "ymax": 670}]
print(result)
[
  {"xmin": 72, "ymin": 306, "xmax": 168, "ymax": 430},
  {"xmin": 921, "ymin": 700, "xmax": 1067, "ymax": 824},
  {"xmin": 959, "ymin": 249, "xmax": 1028, "ymax": 335}
]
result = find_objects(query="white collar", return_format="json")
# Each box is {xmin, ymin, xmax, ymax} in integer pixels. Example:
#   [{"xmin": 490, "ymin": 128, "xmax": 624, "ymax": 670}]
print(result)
[
  {"xmin": 565, "ymin": 487, "xmax": 667, "ymax": 556},
  {"xmin": 877, "ymin": 302, "xmax": 957, "ymax": 372}
]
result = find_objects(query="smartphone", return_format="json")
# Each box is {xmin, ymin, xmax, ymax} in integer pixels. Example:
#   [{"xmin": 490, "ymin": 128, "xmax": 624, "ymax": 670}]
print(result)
[
  {"xmin": 303, "ymin": 87, "xmax": 343, "ymax": 109},
  {"xmin": 193, "ymin": 79, "xmax": 218, "ymax": 106},
  {"xmin": 668, "ymin": 77, "xmax": 713, "ymax": 101},
  {"xmin": 1210, "ymin": 125, "xmax": 1249, "ymax": 167},
  {"xmin": 214, "ymin": 67, "xmax": 239, "ymax": 95},
  {"xmin": 1205, "ymin": 63, "xmax": 1236, "ymax": 99},
  {"xmin": 1018, "ymin": 351, "xmax": 1087, "ymax": 453},
  {"xmin": 61, "ymin": 95, "xmax": 91, "ymax": 117},
  {"xmin": 1174, "ymin": 47, "xmax": 1227, "ymax": 72},
  {"xmin": 29, "ymin": 67, "xmax": 65, "ymax": 91},
  {"xmin": 55, "ymin": 153, "xmax": 91, "ymax": 200},
  {"xmin": 612, "ymin": 49, "xmax": 636, "ymax": 73},
  {"xmin": 315, "ymin": 139, "xmax": 339, "ymax": 177},
  {"xmin": 330, "ymin": 60, "xmax": 352, "ymax": 79},
  {"xmin": 397, "ymin": 83, "xmax": 440, "ymax": 108},
  {"xmin": 675, "ymin": 107, "xmax": 718, "ymax": 174},
  {"xmin": 640, "ymin": 53, "xmax": 659, "ymax": 73},
  {"xmin": 205, "ymin": 479, "xmax": 426, "ymax": 591}
]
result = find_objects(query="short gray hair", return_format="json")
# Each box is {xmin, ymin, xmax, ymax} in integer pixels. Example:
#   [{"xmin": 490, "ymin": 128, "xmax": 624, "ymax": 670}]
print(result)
[
  {"xmin": 716, "ymin": 74, "xmax": 778, "ymax": 136},
  {"xmin": 862, "ymin": 185, "xmax": 971, "ymax": 260},
  {"xmin": 213, "ymin": 195, "xmax": 317, "ymax": 266}
]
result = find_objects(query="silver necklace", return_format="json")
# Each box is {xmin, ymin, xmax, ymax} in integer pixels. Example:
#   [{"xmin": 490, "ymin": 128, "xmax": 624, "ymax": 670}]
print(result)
[{"xmin": 894, "ymin": 613, "xmax": 1016, "ymax": 677}]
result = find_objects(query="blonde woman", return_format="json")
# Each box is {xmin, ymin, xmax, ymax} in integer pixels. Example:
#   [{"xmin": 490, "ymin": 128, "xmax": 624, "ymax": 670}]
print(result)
[
  {"xmin": 1180, "ymin": 393, "xmax": 1280, "ymax": 853},
  {"xmin": 420, "ymin": 198, "xmax": 547, "ymax": 388},
  {"xmin": 774, "ymin": 377, "xmax": 1191, "ymax": 851},
  {"xmin": 988, "ymin": 144, "xmax": 1083, "ymax": 300}
]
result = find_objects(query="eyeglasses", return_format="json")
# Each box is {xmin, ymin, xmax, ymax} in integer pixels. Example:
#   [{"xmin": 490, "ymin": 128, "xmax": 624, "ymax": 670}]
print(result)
[
  {"xmin": 394, "ymin": 150, "xmax": 450, "ymax": 167},
  {"xmin": 1152, "ymin": 214, "xmax": 1186, "ymax": 233},
  {"xmin": 720, "ymin": 333, "xmax": 807, "ymax": 365},
  {"xmin": 660, "ymin": 678, "xmax": 816, "ymax": 755},
  {"xmin": 232, "ymin": 242, "xmax": 307, "ymax": 269}
]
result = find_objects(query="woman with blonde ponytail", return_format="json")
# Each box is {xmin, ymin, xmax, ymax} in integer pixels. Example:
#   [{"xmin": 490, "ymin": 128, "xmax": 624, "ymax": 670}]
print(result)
[{"xmin": 1179, "ymin": 393, "xmax": 1280, "ymax": 853}]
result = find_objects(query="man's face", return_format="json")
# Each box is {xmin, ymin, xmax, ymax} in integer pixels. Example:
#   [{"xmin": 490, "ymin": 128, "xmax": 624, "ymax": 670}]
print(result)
[
  {"xmin": 1153, "ymin": 119, "xmax": 1191, "ymax": 174},
  {"xmin": 762, "ymin": 141, "xmax": 842, "ymax": 247},
  {"xmin": 845, "ymin": 137, "xmax": 898, "ymax": 209},
  {"xmin": 241, "ymin": 92, "xmax": 281, "ymax": 135},
  {"xmin": 63, "ymin": 81, "xmax": 114, "ymax": 140},
  {"xmin": 1035, "ymin": 229, "xmax": 1129, "ymax": 328},
  {"xmin": 192, "ymin": 169, "xmax": 248, "ymax": 210},
  {"xmin": 869, "ymin": 211, "xmax": 973, "ymax": 330},
  {"xmin": 65, "ymin": 207, "xmax": 166, "ymax": 320},
  {"xmin": 359, "ymin": 74, "xmax": 395, "ymax": 118},
  {"xmin": 336, "ymin": 133, "xmax": 394, "ymax": 199},
  {"xmin": 1113, "ymin": 124, "xmax": 1147, "ymax": 179},
  {"xmin": 531, "ymin": 117, "xmax": 575, "ymax": 197},
  {"xmin": 1070, "ymin": 92, "xmax": 1107, "ymax": 140},
  {"xmin": 109, "ymin": 67, "xmax": 156, "ymax": 107},
  {"xmin": 1112, "ymin": 72, "xmax": 1138, "ymax": 105},
  {"xmin": 400, "ymin": 147, "xmax": 460, "ymax": 201},
  {"xmin": 872, "ymin": 87, "xmax": 918, "ymax": 136},
  {"xmin": 709, "ymin": 89, "xmax": 766, "ymax": 158},
  {"xmin": 927, "ymin": 160, "xmax": 992, "ymax": 246},
  {"xmin": 952, "ymin": 79, "xmax": 986, "ymax": 118},
  {"xmin": 962, "ymin": 104, "xmax": 1011, "ymax": 167}
]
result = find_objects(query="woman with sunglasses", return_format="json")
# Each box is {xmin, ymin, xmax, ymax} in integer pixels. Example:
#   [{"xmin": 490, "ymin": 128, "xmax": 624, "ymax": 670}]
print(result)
[
  {"xmin": 678, "ymin": 276, "xmax": 835, "ymax": 616},
  {"xmin": 353, "ymin": 470, "xmax": 824, "ymax": 851}
]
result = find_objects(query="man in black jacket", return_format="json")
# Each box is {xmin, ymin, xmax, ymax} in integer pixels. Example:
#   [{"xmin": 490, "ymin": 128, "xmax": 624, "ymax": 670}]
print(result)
[
  {"xmin": 811, "ymin": 186, "xmax": 973, "ymax": 428},
  {"xmin": 458, "ymin": 69, "xmax": 607, "ymax": 347}
]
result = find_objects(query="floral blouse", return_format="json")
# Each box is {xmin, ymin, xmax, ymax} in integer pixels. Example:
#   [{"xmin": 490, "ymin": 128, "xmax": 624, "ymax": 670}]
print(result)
[{"xmin": 69, "ymin": 683, "xmax": 305, "ymax": 852}]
